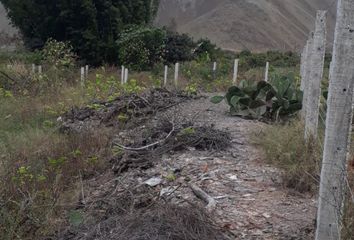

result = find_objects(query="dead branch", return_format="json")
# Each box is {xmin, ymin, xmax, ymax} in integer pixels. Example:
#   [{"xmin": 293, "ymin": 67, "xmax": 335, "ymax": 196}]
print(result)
[
  {"xmin": 115, "ymin": 123, "xmax": 175, "ymax": 151},
  {"xmin": 190, "ymin": 183, "xmax": 216, "ymax": 211}
]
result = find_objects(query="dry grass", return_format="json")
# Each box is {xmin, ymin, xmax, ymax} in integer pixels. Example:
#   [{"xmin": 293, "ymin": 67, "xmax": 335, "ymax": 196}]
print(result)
[
  {"xmin": 255, "ymin": 120, "xmax": 354, "ymax": 239},
  {"xmin": 0, "ymin": 81, "xmax": 113, "ymax": 239},
  {"xmin": 342, "ymin": 144, "xmax": 354, "ymax": 239},
  {"xmin": 254, "ymin": 120, "xmax": 322, "ymax": 193}
]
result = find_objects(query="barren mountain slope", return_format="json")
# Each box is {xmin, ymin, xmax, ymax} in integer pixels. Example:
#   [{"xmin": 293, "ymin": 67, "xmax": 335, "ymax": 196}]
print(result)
[{"xmin": 156, "ymin": 0, "xmax": 336, "ymax": 51}]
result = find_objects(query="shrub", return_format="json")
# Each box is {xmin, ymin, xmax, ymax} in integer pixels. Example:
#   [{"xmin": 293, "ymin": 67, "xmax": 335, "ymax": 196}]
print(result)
[
  {"xmin": 41, "ymin": 39, "xmax": 76, "ymax": 68},
  {"xmin": 164, "ymin": 31, "xmax": 197, "ymax": 64},
  {"xmin": 117, "ymin": 26, "xmax": 166, "ymax": 71}
]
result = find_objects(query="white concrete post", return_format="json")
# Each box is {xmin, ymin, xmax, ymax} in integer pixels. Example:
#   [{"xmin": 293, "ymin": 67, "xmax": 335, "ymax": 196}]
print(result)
[
  {"xmin": 174, "ymin": 62, "xmax": 179, "ymax": 88},
  {"xmin": 316, "ymin": 0, "xmax": 354, "ymax": 239},
  {"xmin": 232, "ymin": 59, "xmax": 239, "ymax": 85},
  {"xmin": 121, "ymin": 66, "xmax": 125, "ymax": 85},
  {"xmin": 124, "ymin": 68, "xmax": 128, "ymax": 84},
  {"xmin": 164, "ymin": 65, "xmax": 168, "ymax": 87},
  {"xmin": 300, "ymin": 43, "xmax": 309, "ymax": 91},
  {"xmin": 305, "ymin": 11, "xmax": 327, "ymax": 139},
  {"xmin": 85, "ymin": 65, "xmax": 89, "ymax": 80},
  {"xmin": 38, "ymin": 65, "xmax": 42, "ymax": 75},
  {"xmin": 264, "ymin": 62, "xmax": 269, "ymax": 82},
  {"xmin": 32, "ymin": 64, "xmax": 36, "ymax": 73},
  {"xmin": 80, "ymin": 67, "xmax": 85, "ymax": 86},
  {"xmin": 301, "ymin": 33, "xmax": 315, "ymax": 120},
  {"xmin": 213, "ymin": 61, "xmax": 217, "ymax": 79}
]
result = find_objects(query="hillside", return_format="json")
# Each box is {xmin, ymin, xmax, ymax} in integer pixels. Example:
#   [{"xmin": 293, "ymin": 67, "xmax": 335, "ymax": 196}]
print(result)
[{"xmin": 155, "ymin": 0, "xmax": 337, "ymax": 52}]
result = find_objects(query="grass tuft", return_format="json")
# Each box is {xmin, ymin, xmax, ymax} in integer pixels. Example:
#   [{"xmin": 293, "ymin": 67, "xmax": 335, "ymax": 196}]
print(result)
[{"xmin": 254, "ymin": 120, "xmax": 322, "ymax": 193}]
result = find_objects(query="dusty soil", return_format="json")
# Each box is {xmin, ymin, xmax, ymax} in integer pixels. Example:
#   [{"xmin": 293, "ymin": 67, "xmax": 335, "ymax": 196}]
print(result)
[{"xmin": 58, "ymin": 92, "xmax": 316, "ymax": 240}]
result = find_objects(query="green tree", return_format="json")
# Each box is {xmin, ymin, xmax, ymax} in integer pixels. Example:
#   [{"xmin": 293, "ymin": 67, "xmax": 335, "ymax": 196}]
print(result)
[
  {"xmin": 1, "ymin": 0, "xmax": 160, "ymax": 65},
  {"xmin": 117, "ymin": 26, "xmax": 166, "ymax": 71}
]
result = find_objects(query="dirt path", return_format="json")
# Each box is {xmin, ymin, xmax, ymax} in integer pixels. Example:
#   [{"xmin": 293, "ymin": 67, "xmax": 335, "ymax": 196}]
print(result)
[
  {"xmin": 69, "ymin": 93, "xmax": 316, "ymax": 240},
  {"xmin": 149, "ymin": 94, "xmax": 317, "ymax": 239}
]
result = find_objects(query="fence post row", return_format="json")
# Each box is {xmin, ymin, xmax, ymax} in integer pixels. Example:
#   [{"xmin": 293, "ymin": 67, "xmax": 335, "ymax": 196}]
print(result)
[
  {"xmin": 315, "ymin": 0, "xmax": 354, "ymax": 239},
  {"xmin": 305, "ymin": 10, "xmax": 327, "ymax": 140}
]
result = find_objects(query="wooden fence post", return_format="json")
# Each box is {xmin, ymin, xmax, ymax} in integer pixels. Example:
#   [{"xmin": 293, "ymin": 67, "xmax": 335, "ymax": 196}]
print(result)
[
  {"xmin": 174, "ymin": 62, "xmax": 179, "ymax": 88},
  {"xmin": 232, "ymin": 59, "xmax": 239, "ymax": 85},
  {"xmin": 164, "ymin": 65, "xmax": 168, "ymax": 87},
  {"xmin": 316, "ymin": 0, "xmax": 354, "ymax": 239},
  {"xmin": 264, "ymin": 62, "xmax": 269, "ymax": 82},
  {"xmin": 305, "ymin": 11, "xmax": 327, "ymax": 139}
]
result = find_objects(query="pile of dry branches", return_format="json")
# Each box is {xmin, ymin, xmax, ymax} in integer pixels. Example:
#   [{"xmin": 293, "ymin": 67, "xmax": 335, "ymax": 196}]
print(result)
[
  {"xmin": 58, "ymin": 185, "xmax": 229, "ymax": 240},
  {"xmin": 112, "ymin": 119, "xmax": 231, "ymax": 174},
  {"xmin": 61, "ymin": 88, "xmax": 194, "ymax": 133}
]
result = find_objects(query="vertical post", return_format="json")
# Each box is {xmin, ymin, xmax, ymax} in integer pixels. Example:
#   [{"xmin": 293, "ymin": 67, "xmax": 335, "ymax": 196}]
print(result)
[
  {"xmin": 121, "ymin": 66, "xmax": 125, "ymax": 85},
  {"xmin": 316, "ymin": 0, "xmax": 354, "ymax": 239},
  {"xmin": 38, "ymin": 65, "xmax": 42, "ymax": 75},
  {"xmin": 124, "ymin": 68, "xmax": 128, "ymax": 84},
  {"xmin": 164, "ymin": 65, "xmax": 168, "ymax": 87},
  {"xmin": 80, "ymin": 67, "xmax": 85, "ymax": 86},
  {"xmin": 85, "ymin": 65, "xmax": 89, "ymax": 80},
  {"xmin": 32, "ymin": 64, "xmax": 36, "ymax": 73},
  {"xmin": 300, "ymin": 42, "xmax": 309, "ymax": 91},
  {"xmin": 174, "ymin": 62, "xmax": 179, "ymax": 88},
  {"xmin": 264, "ymin": 62, "xmax": 269, "ymax": 82},
  {"xmin": 301, "ymin": 33, "xmax": 315, "ymax": 119},
  {"xmin": 232, "ymin": 59, "xmax": 239, "ymax": 85},
  {"xmin": 213, "ymin": 61, "xmax": 217, "ymax": 79},
  {"xmin": 305, "ymin": 11, "xmax": 327, "ymax": 139}
]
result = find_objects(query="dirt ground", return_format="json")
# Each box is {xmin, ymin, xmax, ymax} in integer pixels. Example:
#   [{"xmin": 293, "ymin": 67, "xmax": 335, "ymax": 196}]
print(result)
[{"xmin": 58, "ymin": 92, "xmax": 316, "ymax": 240}]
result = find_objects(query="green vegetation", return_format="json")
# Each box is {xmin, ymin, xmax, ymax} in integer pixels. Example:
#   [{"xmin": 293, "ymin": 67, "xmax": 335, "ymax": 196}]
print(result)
[
  {"xmin": 211, "ymin": 71, "xmax": 303, "ymax": 120},
  {"xmin": 2, "ymin": 35, "xmax": 348, "ymax": 238},
  {"xmin": 1, "ymin": 0, "xmax": 160, "ymax": 65}
]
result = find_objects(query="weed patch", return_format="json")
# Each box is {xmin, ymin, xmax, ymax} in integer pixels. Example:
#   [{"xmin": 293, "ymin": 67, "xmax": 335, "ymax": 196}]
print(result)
[{"xmin": 254, "ymin": 121, "xmax": 322, "ymax": 193}]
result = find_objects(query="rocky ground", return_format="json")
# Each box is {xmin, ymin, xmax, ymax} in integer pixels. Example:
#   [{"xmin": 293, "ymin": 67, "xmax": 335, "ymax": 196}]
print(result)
[{"xmin": 58, "ymin": 91, "xmax": 316, "ymax": 240}]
